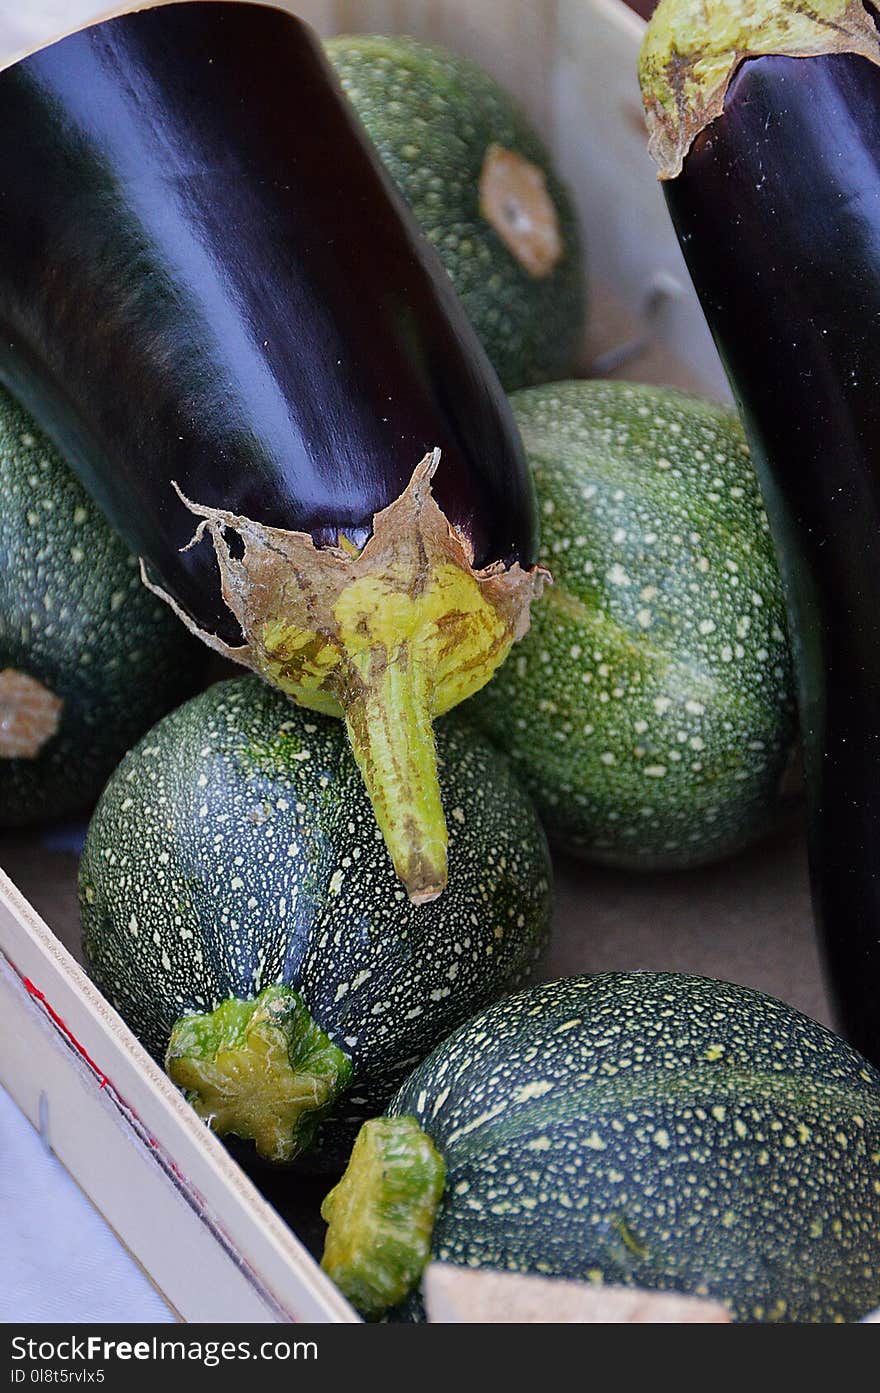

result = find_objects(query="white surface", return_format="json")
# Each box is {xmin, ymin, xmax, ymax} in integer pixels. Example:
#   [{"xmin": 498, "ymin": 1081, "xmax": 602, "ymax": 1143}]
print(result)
[{"xmin": 0, "ymin": 1085, "xmax": 173, "ymax": 1322}]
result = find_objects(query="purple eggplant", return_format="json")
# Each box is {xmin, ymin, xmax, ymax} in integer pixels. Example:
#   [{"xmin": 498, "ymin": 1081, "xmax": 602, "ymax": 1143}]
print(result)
[
  {"xmin": 640, "ymin": 0, "xmax": 880, "ymax": 1061},
  {"xmin": 0, "ymin": 1, "xmax": 545, "ymax": 903}
]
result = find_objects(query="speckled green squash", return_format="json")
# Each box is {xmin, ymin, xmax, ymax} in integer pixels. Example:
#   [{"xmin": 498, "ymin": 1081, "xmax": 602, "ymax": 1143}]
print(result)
[
  {"xmin": 325, "ymin": 35, "xmax": 585, "ymax": 392},
  {"xmin": 0, "ymin": 385, "xmax": 201, "ymax": 825},
  {"xmin": 333, "ymin": 973, "xmax": 880, "ymax": 1322},
  {"xmin": 79, "ymin": 676, "xmax": 551, "ymax": 1168},
  {"xmin": 469, "ymin": 381, "xmax": 798, "ymax": 868}
]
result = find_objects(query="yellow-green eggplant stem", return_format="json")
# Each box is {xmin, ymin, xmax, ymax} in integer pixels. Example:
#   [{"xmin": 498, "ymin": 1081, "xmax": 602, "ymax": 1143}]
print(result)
[{"xmin": 341, "ymin": 640, "xmax": 446, "ymax": 905}]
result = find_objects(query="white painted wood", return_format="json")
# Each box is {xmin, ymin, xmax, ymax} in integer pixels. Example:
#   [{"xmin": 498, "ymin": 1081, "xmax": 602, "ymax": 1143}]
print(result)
[
  {"xmin": 0, "ymin": 2, "xmax": 125, "ymax": 69},
  {"xmin": 0, "ymin": 958, "xmax": 259, "ymax": 1322},
  {"xmin": 424, "ymin": 1264, "xmax": 732, "ymax": 1323}
]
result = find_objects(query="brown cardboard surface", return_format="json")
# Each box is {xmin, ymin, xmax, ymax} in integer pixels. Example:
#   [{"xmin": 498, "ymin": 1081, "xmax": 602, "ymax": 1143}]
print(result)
[
  {"xmin": 545, "ymin": 818, "xmax": 830, "ymax": 1026},
  {"xmin": 0, "ymin": 833, "xmax": 83, "ymax": 960}
]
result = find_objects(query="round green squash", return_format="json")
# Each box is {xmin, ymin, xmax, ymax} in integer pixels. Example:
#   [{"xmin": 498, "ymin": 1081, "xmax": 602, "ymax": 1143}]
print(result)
[
  {"xmin": 468, "ymin": 380, "xmax": 798, "ymax": 868},
  {"xmin": 0, "ymin": 384, "xmax": 201, "ymax": 826},
  {"xmin": 325, "ymin": 34, "xmax": 585, "ymax": 392},
  {"xmin": 79, "ymin": 676, "xmax": 551, "ymax": 1169},
  {"xmin": 321, "ymin": 973, "xmax": 880, "ymax": 1322}
]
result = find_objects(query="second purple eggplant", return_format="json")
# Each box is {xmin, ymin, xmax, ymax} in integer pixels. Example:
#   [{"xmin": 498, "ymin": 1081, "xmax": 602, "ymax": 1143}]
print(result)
[{"xmin": 640, "ymin": 0, "xmax": 880, "ymax": 1062}]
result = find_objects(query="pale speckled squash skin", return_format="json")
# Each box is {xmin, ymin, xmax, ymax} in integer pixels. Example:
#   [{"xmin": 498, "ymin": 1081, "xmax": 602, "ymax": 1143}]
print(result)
[
  {"xmin": 79, "ymin": 676, "xmax": 551, "ymax": 1169},
  {"xmin": 387, "ymin": 973, "xmax": 880, "ymax": 1323},
  {"xmin": 325, "ymin": 35, "xmax": 585, "ymax": 392},
  {"xmin": 0, "ymin": 386, "xmax": 202, "ymax": 826},
  {"xmin": 469, "ymin": 381, "xmax": 798, "ymax": 868}
]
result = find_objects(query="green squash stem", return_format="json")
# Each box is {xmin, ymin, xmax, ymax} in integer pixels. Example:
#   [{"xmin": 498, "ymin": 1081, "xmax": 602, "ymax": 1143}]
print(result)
[
  {"xmin": 321, "ymin": 1116, "xmax": 446, "ymax": 1318},
  {"xmin": 165, "ymin": 985, "xmax": 352, "ymax": 1163}
]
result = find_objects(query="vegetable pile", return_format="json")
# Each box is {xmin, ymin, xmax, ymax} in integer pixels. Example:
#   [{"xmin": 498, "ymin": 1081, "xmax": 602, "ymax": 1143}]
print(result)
[
  {"xmin": 0, "ymin": 0, "xmax": 877, "ymax": 1327},
  {"xmin": 0, "ymin": 1, "xmax": 544, "ymax": 904}
]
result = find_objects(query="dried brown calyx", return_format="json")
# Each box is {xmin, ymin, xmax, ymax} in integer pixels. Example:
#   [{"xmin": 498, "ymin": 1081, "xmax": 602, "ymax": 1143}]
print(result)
[{"xmin": 142, "ymin": 451, "xmax": 546, "ymax": 904}]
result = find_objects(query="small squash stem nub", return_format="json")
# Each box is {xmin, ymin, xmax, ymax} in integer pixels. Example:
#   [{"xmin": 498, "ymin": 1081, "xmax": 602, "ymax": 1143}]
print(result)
[
  {"xmin": 321, "ymin": 1116, "xmax": 446, "ymax": 1319},
  {"xmin": 165, "ymin": 985, "xmax": 352, "ymax": 1163}
]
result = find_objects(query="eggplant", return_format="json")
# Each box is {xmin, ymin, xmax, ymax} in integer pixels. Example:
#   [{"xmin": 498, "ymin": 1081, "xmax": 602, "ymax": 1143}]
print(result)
[
  {"xmin": 639, "ymin": 0, "xmax": 880, "ymax": 1062},
  {"xmin": 0, "ymin": 1, "xmax": 544, "ymax": 903}
]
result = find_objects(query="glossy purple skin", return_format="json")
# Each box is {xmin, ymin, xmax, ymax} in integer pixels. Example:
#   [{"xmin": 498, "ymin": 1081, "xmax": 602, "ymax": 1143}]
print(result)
[
  {"xmin": 0, "ymin": 1, "xmax": 537, "ymax": 641},
  {"xmin": 666, "ymin": 51, "xmax": 880, "ymax": 1064}
]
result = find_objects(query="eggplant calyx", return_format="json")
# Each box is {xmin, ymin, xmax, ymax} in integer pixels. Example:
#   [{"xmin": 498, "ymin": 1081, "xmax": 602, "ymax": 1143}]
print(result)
[
  {"xmin": 639, "ymin": 0, "xmax": 880, "ymax": 179},
  {"xmin": 320, "ymin": 1115, "xmax": 446, "ymax": 1319},
  {"xmin": 142, "ymin": 452, "xmax": 547, "ymax": 903},
  {"xmin": 165, "ymin": 986, "xmax": 352, "ymax": 1164},
  {"xmin": 0, "ymin": 668, "xmax": 62, "ymax": 758}
]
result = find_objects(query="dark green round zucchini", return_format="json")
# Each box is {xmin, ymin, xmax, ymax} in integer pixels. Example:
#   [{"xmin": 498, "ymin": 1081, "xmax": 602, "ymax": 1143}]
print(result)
[
  {"xmin": 0, "ymin": 384, "xmax": 201, "ymax": 825},
  {"xmin": 469, "ymin": 381, "xmax": 798, "ymax": 868},
  {"xmin": 79, "ymin": 676, "xmax": 551, "ymax": 1169},
  {"xmin": 325, "ymin": 34, "xmax": 585, "ymax": 393},
  {"xmin": 321, "ymin": 973, "xmax": 880, "ymax": 1322}
]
